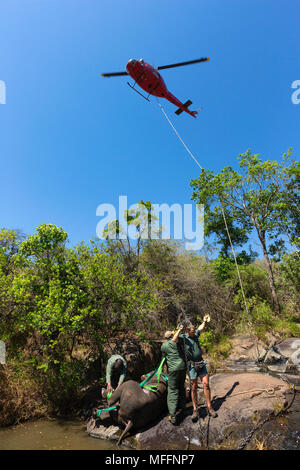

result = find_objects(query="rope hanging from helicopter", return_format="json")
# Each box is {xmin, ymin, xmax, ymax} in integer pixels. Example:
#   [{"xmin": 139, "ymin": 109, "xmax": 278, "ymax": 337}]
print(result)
[{"xmin": 155, "ymin": 97, "xmax": 250, "ymax": 318}]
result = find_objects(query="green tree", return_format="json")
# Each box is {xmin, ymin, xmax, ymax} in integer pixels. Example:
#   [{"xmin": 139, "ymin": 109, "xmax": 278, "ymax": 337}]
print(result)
[
  {"xmin": 9, "ymin": 224, "xmax": 164, "ymax": 367},
  {"xmin": 0, "ymin": 229, "xmax": 24, "ymax": 337},
  {"xmin": 190, "ymin": 149, "xmax": 298, "ymax": 314},
  {"xmin": 102, "ymin": 200, "xmax": 160, "ymax": 271},
  {"xmin": 11, "ymin": 224, "xmax": 81, "ymax": 358}
]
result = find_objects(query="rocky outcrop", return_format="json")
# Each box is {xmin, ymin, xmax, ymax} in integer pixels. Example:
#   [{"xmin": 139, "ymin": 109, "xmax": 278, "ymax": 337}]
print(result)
[
  {"xmin": 253, "ymin": 337, "xmax": 300, "ymax": 380},
  {"xmin": 274, "ymin": 338, "xmax": 300, "ymax": 374},
  {"xmin": 222, "ymin": 335, "xmax": 300, "ymax": 378},
  {"xmin": 225, "ymin": 334, "xmax": 268, "ymax": 363}
]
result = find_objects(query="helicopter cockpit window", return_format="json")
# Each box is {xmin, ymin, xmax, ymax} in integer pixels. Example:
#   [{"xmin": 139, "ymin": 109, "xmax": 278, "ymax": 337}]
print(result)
[{"xmin": 138, "ymin": 59, "xmax": 145, "ymax": 65}]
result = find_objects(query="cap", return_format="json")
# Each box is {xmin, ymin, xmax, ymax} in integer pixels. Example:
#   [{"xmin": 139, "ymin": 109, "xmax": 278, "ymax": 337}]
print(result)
[{"xmin": 164, "ymin": 330, "xmax": 174, "ymax": 339}]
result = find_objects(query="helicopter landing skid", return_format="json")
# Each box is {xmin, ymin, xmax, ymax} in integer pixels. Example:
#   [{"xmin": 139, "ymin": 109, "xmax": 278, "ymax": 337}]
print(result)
[{"xmin": 127, "ymin": 82, "xmax": 150, "ymax": 102}]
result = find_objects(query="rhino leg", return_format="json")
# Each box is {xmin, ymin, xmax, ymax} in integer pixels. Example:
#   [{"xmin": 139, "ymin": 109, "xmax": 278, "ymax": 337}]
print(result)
[
  {"xmin": 108, "ymin": 384, "xmax": 123, "ymax": 406},
  {"xmin": 117, "ymin": 419, "xmax": 133, "ymax": 446}
]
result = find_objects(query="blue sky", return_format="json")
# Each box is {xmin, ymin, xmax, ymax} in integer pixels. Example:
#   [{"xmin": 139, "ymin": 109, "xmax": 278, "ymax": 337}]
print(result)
[{"xmin": 0, "ymin": 0, "xmax": 299, "ymax": 254}]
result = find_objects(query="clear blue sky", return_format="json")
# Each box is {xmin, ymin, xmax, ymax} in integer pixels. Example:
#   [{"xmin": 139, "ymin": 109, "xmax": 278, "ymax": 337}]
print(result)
[{"xmin": 0, "ymin": 0, "xmax": 299, "ymax": 253}]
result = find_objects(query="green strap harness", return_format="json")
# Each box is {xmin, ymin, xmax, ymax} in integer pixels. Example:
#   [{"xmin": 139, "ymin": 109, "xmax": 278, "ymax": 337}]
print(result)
[
  {"xmin": 140, "ymin": 357, "xmax": 167, "ymax": 392},
  {"xmin": 96, "ymin": 357, "xmax": 167, "ymax": 418}
]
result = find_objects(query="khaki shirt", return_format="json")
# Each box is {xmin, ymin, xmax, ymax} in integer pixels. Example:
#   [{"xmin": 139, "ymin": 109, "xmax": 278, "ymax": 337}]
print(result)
[{"xmin": 161, "ymin": 338, "xmax": 186, "ymax": 372}]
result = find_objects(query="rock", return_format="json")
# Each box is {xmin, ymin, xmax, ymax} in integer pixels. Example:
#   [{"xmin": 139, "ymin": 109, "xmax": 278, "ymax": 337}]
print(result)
[
  {"xmin": 226, "ymin": 336, "xmax": 300, "ymax": 377},
  {"xmin": 226, "ymin": 334, "xmax": 268, "ymax": 363},
  {"xmin": 87, "ymin": 421, "xmax": 131, "ymax": 446},
  {"xmin": 263, "ymin": 338, "xmax": 300, "ymax": 375},
  {"xmin": 286, "ymin": 348, "xmax": 300, "ymax": 374},
  {"xmin": 290, "ymin": 348, "xmax": 300, "ymax": 366},
  {"xmin": 277, "ymin": 338, "xmax": 300, "ymax": 358},
  {"xmin": 264, "ymin": 347, "xmax": 285, "ymax": 364}
]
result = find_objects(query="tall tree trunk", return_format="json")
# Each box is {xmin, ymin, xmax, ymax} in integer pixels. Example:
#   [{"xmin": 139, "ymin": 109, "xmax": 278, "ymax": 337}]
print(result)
[{"xmin": 258, "ymin": 230, "xmax": 280, "ymax": 314}]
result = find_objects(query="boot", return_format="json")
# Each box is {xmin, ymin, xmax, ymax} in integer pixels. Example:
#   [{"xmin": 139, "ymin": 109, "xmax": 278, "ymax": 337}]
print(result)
[
  {"xmin": 168, "ymin": 415, "xmax": 177, "ymax": 425},
  {"xmin": 191, "ymin": 409, "xmax": 198, "ymax": 422},
  {"xmin": 208, "ymin": 406, "xmax": 218, "ymax": 418}
]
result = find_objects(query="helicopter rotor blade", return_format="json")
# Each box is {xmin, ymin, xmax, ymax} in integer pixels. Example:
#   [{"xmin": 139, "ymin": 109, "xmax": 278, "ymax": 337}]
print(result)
[
  {"xmin": 101, "ymin": 71, "xmax": 128, "ymax": 78},
  {"xmin": 157, "ymin": 57, "xmax": 210, "ymax": 71}
]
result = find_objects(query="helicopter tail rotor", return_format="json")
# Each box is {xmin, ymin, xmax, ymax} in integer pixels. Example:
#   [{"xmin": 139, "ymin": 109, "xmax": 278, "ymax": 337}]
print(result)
[{"xmin": 175, "ymin": 99, "xmax": 193, "ymax": 115}]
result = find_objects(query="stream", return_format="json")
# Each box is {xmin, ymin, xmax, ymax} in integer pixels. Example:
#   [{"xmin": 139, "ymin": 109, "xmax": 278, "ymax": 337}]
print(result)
[{"xmin": 0, "ymin": 418, "xmax": 119, "ymax": 451}]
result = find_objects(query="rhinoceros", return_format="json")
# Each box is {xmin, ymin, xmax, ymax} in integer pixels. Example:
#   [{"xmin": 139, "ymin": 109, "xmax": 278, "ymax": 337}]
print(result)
[{"xmin": 92, "ymin": 373, "xmax": 168, "ymax": 445}]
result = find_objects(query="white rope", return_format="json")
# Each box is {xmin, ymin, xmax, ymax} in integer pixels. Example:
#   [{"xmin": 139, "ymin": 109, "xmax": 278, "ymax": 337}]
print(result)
[
  {"xmin": 220, "ymin": 205, "xmax": 250, "ymax": 316},
  {"xmin": 157, "ymin": 101, "xmax": 203, "ymax": 170},
  {"xmin": 157, "ymin": 99, "xmax": 250, "ymax": 317}
]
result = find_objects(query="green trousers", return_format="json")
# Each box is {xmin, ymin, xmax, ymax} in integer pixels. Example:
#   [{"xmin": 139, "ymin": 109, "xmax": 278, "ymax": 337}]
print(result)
[{"xmin": 167, "ymin": 369, "xmax": 186, "ymax": 417}]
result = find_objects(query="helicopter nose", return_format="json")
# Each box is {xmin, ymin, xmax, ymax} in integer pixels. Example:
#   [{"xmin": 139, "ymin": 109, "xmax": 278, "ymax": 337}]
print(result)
[{"xmin": 126, "ymin": 59, "xmax": 136, "ymax": 71}]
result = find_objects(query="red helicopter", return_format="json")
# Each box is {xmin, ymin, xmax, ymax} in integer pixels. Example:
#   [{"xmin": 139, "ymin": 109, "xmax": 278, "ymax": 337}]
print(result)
[{"xmin": 101, "ymin": 57, "xmax": 209, "ymax": 118}]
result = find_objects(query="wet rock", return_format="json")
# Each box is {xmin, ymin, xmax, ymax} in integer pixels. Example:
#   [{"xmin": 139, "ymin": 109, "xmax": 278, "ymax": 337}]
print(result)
[
  {"xmin": 264, "ymin": 347, "xmax": 285, "ymax": 364},
  {"xmin": 278, "ymin": 339, "xmax": 300, "ymax": 375},
  {"xmin": 87, "ymin": 421, "xmax": 130, "ymax": 446},
  {"xmin": 263, "ymin": 338, "xmax": 300, "ymax": 375}
]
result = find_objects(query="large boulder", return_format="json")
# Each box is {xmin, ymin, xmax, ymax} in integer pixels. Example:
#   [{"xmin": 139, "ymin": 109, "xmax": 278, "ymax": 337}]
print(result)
[
  {"xmin": 223, "ymin": 335, "xmax": 300, "ymax": 377},
  {"xmin": 225, "ymin": 334, "xmax": 268, "ymax": 363},
  {"xmin": 276, "ymin": 338, "xmax": 300, "ymax": 375},
  {"xmin": 221, "ymin": 334, "xmax": 268, "ymax": 373},
  {"xmin": 260, "ymin": 338, "xmax": 300, "ymax": 376}
]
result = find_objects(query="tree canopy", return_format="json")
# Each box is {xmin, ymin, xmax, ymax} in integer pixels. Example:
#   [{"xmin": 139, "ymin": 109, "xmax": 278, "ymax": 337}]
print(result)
[{"xmin": 190, "ymin": 148, "xmax": 299, "ymax": 314}]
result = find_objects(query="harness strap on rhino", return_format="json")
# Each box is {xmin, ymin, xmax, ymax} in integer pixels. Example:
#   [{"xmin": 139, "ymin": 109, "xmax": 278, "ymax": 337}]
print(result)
[
  {"xmin": 139, "ymin": 357, "xmax": 168, "ymax": 392},
  {"xmin": 96, "ymin": 404, "xmax": 120, "ymax": 419}
]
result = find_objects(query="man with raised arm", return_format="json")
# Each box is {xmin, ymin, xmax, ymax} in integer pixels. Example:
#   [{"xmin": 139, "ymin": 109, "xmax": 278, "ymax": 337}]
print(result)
[
  {"xmin": 161, "ymin": 325, "xmax": 187, "ymax": 425},
  {"xmin": 183, "ymin": 314, "xmax": 217, "ymax": 421}
]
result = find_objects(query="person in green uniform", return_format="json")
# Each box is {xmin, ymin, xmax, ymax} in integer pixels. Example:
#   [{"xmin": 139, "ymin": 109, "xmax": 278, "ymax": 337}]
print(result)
[
  {"xmin": 105, "ymin": 354, "xmax": 127, "ymax": 396},
  {"xmin": 183, "ymin": 315, "xmax": 217, "ymax": 421},
  {"xmin": 161, "ymin": 325, "xmax": 186, "ymax": 425}
]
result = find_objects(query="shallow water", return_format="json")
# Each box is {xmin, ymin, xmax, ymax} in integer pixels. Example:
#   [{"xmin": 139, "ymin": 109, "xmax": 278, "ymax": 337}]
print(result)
[{"xmin": 0, "ymin": 418, "xmax": 119, "ymax": 450}]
